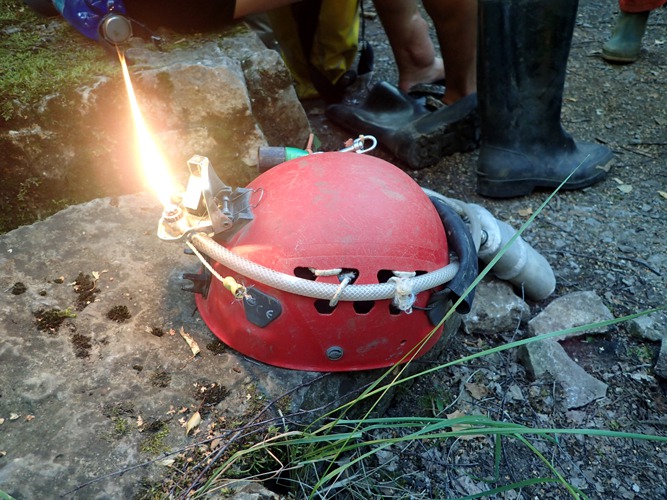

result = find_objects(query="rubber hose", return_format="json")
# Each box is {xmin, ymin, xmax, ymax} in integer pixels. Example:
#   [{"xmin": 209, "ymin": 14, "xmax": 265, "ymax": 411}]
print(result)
[{"xmin": 189, "ymin": 232, "xmax": 460, "ymax": 304}]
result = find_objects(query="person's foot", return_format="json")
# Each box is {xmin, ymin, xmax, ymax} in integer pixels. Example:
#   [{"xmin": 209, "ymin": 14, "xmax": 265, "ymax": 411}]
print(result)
[
  {"xmin": 602, "ymin": 10, "xmax": 650, "ymax": 64},
  {"xmin": 398, "ymin": 57, "xmax": 445, "ymax": 93}
]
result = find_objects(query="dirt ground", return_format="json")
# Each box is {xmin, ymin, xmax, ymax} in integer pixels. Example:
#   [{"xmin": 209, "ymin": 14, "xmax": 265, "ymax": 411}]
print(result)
[{"xmin": 1, "ymin": 0, "xmax": 666, "ymax": 498}]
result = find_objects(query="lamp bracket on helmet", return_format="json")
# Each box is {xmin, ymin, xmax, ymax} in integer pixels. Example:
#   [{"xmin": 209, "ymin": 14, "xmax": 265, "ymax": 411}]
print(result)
[{"xmin": 158, "ymin": 155, "xmax": 254, "ymax": 242}]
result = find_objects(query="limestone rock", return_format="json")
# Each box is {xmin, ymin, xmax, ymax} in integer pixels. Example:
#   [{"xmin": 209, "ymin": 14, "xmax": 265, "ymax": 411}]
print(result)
[
  {"xmin": 242, "ymin": 49, "xmax": 311, "ymax": 148},
  {"xmin": 655, "ymin": 339, "xmax": 667, "ymax": 380},
  {"xmin": 0, "ymin": 25, "xmax": 310, "ymax": 230},
  {"xmin": 0, "ymin": 192, "xmax": 459, "ymax": 498},
  {"xmin": 529, "ymin": 291, "xmax": 614, "ymax": 338},
  {"xmin": 222, "ymin": 480, "xmax": 283, "ymax": 499},
  {"xmin": 520, "ymin": 339, "xmax": 608, "ymax": 409},
  {"xmin": 125, "ymin": 36, "xmax": 309, "ymax": 187},
  {"xmin": 463, "ymin": 278, "xmax": 531, "ymax": 334},
  {"xmin": 626, "ymin": 312, "xmax": 666, "ymax": 342}
]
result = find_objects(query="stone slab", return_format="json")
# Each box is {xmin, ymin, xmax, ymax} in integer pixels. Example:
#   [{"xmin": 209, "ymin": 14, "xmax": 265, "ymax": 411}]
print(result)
[{"xmin": 0, "ymin": 193, "xmax": 459, "ymax": 498}]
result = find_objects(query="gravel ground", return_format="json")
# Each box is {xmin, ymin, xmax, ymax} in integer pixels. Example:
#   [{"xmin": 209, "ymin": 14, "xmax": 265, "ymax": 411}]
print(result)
[{"xmin": 304, "ymin": 0, "xmax": 667, "ymax": 498}]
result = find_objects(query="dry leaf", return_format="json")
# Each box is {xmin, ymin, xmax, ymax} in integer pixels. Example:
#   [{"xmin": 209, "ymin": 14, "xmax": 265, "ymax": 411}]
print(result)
[
  {"xmin": 185, "ymin": 411, "xmax": 201, "ymax": 436},
  {"xmin": 179, "ymin": 327, "xmax": 201, "ymax": 356},
  {"xmin": 446, "ymin": 410, "xmax": 484, "ymax": 441},
  {"xmin": 658, "ymin": 191, "xmax": 667, "ymax": 200},
  {"xmin": 137, "ymin": 415, "xmax": 144, "ymax": 428},
  {"xmin": 518, "ymin": 207, "xmax": 533, "ymax": 217},
  {"xmin": 9, "ymin": 413, "xmax": 20, "ymax": 421},
  {"xmin": 91, "ymin": 270, "xmax": 108, "ymax": 280},
  {"xmin": 612, "ymin": 177, "xmax": 624, "ymax": 185},
  {"xmin": 465, "ymin": 382, "xmax": 489, "ymax": 400},
  {"xmin": 160, "ymin": 458, "xmax": 176, "ymax": 467},
  {"xmin": 618, "ymin": 184, "xmax": 633, "ymax": 194},
  {"xmin": 169, "ymin": 328, "xmax": 176, "ymax": 336},
  {"xmin": 0, "ymin": 418, "xmax": 5, "ymax": 425},
  {"xmin": 25, "ymin": 415, "xmax": 35, "ymax": 422},
  {"xmin": 0, "ymin": 451, "xmax": 6, "ymax": 458}
]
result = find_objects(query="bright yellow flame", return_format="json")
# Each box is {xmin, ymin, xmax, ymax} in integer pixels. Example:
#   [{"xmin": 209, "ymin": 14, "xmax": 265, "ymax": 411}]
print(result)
[{"xmin": 119, "ymin": 51, "xmax": 176, "ymax": 208}]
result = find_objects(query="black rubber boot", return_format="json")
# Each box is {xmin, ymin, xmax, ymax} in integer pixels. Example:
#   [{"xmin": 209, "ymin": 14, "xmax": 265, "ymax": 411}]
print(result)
[
  {"xmin": 476, "ymin": 0, "xmax": 612, "ymax": 198},
  {"xmin": 326, "ymin": 81, "xmax": 479, "ymax": 170}
]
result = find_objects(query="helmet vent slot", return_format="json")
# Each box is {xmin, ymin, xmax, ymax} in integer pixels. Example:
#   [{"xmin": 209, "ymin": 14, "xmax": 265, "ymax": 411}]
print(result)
[
  {"xmin": 314, "ymin": 299, "xmax": 337, "ymax": 315},
  {"xmin": 294, "ymin": 267, "xmax": 360, "ymax": 283},
  {"xmin": 377, "ymin": 269, "xmax": 394, "ymax": 283},
  {"xmin": 353, "ymin": 301, "xmax": 375, "ymax": 314},
  {"xmin": 294, "ymin": 267, "xmax": 317, "ymax": 280},
  {"xmin": 377, "ymin": 269, "xmax": 427, "ymax": 282},
  {"xmin": 339, "ymin": 268, "xmax": 359, "ymax": 284}
]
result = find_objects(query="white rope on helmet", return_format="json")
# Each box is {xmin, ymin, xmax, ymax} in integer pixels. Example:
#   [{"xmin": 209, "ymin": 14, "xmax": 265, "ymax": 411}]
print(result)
[{"xmin": 388, "ymin": 271, "xmax": 417, "ymax": 313}]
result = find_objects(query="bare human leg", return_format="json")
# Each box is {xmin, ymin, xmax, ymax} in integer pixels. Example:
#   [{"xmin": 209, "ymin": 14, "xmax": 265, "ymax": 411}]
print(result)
[
  {"xmin": 422, "ymin": 0, "xmax": 476, "ymax": 104},
  {"xmin": 372, "ymin": 0, "xmax": 445, "ymax": 92}
]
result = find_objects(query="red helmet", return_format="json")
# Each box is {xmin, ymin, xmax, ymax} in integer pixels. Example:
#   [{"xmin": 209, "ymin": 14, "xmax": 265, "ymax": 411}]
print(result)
[{"xmin": 193, "ymin": 152, "xmax": 450, "ymax": 371}]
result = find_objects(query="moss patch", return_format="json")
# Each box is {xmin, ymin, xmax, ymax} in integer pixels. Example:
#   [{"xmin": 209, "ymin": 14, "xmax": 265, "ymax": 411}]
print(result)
[
  {"xmin": 71, "ymin": 333, "xmax": 92, "ymax": 358},
  {"xmin": 150, "ymin": 369, "xmax": 171, "ymax": 388},
  {"xmin": 106, "ymin": 304, "xmax": 131, "ymax": 322},
  {"xmin": 109, "ymin": 416, "xmax": 130, "ymax": 439},
  {"xmin": 139, "ymin": 423, "xmax": 170, "ymax": 455},
  {"xmin": 72, "ymin": 272, "xmax": 100, "ymax": 310},
  {"xmin": 10, "ymin": 282, "xmax": 27, "ymax": 295},
  {"xmin": 0, "ymin": 0, "xmax": 117, "ymax": 121},
  {"xmin": 34, "ymin": 307, "xmax": 76, "ymax": 333}
]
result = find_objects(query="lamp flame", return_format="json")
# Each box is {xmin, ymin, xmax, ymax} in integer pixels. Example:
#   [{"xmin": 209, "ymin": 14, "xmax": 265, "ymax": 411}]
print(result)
[{"xmin": 118, "ymin": 51, "xmax": 176, "ymax": 208}]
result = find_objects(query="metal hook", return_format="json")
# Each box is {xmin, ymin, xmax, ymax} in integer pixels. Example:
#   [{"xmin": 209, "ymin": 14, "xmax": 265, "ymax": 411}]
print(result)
[{"xmin": 338, "ymin": 135, "xmax": 378, "ymax": 154}]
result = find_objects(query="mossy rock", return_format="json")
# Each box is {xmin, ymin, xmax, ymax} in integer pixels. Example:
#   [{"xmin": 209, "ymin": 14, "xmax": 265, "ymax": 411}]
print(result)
[{"xmin": 0, "ymin": 5, "xmax": 310, "ymax": 234}]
